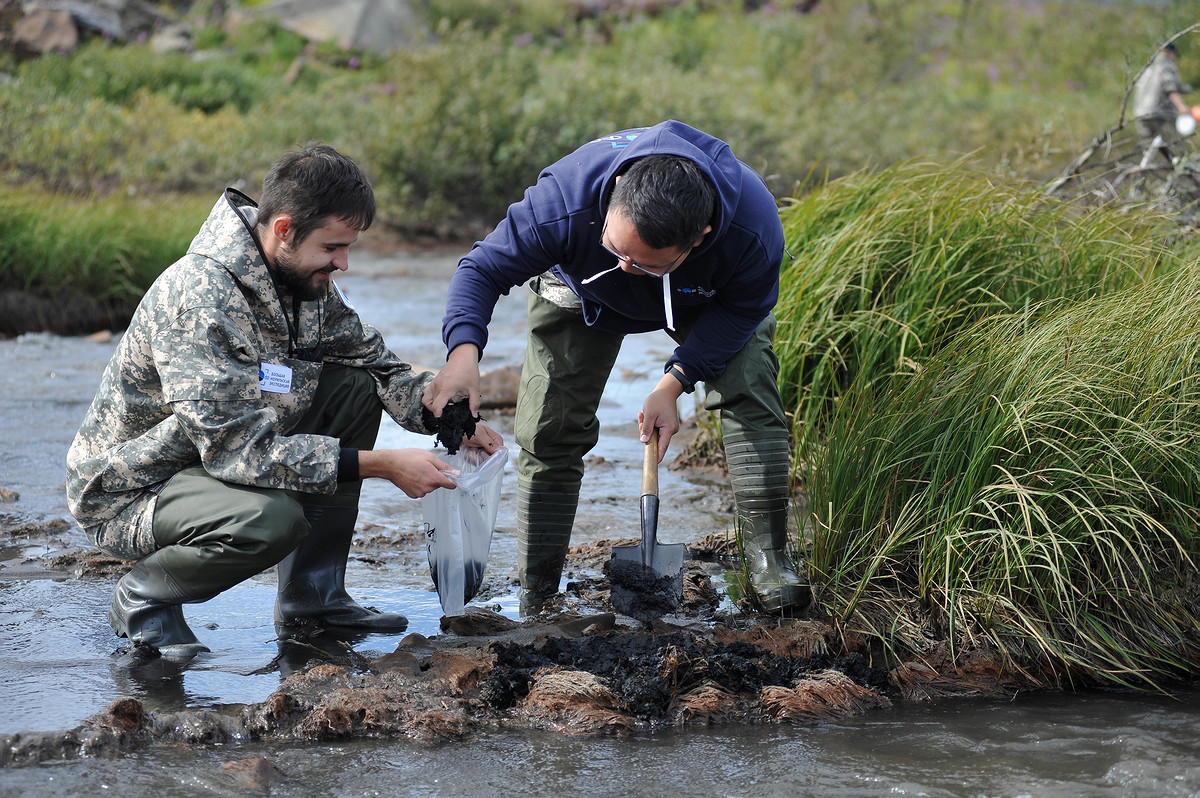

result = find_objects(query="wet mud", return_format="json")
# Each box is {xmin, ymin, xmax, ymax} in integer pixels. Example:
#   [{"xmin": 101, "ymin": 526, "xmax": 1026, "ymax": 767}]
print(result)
[
  {"xmin": 608, "ymin": 558, "xmax": 684, "ymax": 626},
  {"xmin": 0, "ymin": 516, "xmax": 1037, "ymax": 769}
]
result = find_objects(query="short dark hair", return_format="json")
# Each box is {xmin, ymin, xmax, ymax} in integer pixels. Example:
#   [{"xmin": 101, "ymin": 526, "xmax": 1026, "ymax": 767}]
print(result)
[
  {"xmin": 257, "ymin": 142, "xmax": 376, "ymax": 246},
  {"xmin": 609, "ymin": 155, "xmax": 716, "ymax": 250}
]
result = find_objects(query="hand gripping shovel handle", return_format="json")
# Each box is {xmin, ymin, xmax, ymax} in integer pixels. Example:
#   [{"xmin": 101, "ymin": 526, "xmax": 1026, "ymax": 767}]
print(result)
[{"xmin": 640, "ymin": 429, "xmax": 659, "ymax": 566}]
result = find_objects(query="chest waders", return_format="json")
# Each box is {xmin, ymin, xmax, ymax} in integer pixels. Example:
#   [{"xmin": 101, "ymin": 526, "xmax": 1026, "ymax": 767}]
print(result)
[
  {"xmin": 513, "ymin": 285, "xmax": 621, "ymax": 615},
  {"xmin": 109, "ymin": 469, "xmax": 310, "ymax": 661},
  {"xmin": 108, "ymin": 551, "xmax": 212, "ymax": 661},
  {"xmin": 274, "ymin": 503, "xmax": 409, "ymax": 629},
  {"xmin": 697, "ymin": 312, "xmax": 809, "ymax": 616},
  {"xmin": 516, "ymin": 484, "xmax": 580, "ymax": 615},
  {"xmin": 726, "ymin": 437, "xmax": 811, "ymax": 615}
]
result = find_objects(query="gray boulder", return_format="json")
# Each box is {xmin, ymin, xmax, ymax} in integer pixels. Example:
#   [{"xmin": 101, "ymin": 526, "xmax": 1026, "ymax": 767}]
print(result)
[
  {"xmin": 249, "ymin": 0, "xmax": 429, "ymax": 55},
  {"xmin": 12, "ymin": 8, "xmax": 78, "ymax": 57},
  {"xmin": 21, "ymin": 0, "xmax": 168, "ymax": 41}
]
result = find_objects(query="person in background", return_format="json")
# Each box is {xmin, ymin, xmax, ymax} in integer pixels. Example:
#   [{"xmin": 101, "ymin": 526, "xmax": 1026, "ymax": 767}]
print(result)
[
  {"xmin": 1132, "ymin": 41, "xmax": 1193, "ymax": 153},
  {"xmin": 67, "ymin": 143, "xmax": 502, "ymax": 660},
  {"xmin": 423, "ymin": 120, "xmax": 809, "ymax": 617}
]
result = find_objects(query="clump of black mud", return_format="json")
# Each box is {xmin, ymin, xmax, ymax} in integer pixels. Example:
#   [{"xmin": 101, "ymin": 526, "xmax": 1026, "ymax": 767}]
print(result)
[
  {"xmin": 484, "ymin": 631, "xmax": 891, "ymax": 729},
  {"xmin": 609, "ymin": 558, "xmax": 683, "ymax": 626},
  {"xmin": 422, "ymin": 399, "xmax": 480, "ymax": 454}
]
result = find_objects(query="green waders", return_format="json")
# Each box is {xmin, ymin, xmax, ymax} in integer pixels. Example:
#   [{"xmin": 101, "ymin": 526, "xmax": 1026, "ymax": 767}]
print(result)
[
  {"xmin": 111, "ymin": 467, "xmax": 309, "ymax": 659},
  {"xmin": 515, "ymin": 281, "xmax": 810, "ymax": 617},
  {"xmin": 692, "ymin": 314, "xmax": 811, "ymax": 616},
  {"xmin": 514, "ymin": 284, "xmax": 624, "ymax": 614}
]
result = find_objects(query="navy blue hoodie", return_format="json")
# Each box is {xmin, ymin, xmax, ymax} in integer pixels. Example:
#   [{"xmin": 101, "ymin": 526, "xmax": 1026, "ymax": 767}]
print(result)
[{"xmin": 442, "ymin": 120, "xmax": 784, "ymax": 383}]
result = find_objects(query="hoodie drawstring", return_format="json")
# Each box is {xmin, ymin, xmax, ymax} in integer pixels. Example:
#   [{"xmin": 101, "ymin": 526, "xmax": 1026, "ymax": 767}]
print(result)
[{"xmin": 578, "ymin": 266, "xmax": 675, "ymax": 331}]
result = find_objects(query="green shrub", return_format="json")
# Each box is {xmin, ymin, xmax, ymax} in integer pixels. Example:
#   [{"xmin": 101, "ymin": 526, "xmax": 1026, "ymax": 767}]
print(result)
[
  {"xmin": 16, "ymin": 40, "xmax": 273, "ymax": 113},
  {"xmin": 2, "ymin": 1, "xmax": 1197, "ymax": 246}
]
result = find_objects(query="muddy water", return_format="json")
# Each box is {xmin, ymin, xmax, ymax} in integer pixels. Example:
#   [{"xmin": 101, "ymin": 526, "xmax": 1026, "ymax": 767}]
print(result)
[{"xmin": 2, "ymin": 250, "xmax": 1200, "ymax": 795}]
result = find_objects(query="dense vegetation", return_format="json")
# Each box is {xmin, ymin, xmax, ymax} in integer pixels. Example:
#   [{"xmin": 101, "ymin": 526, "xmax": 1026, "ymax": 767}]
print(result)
[
  {"xmin": 779, "ymin": 163, "xmax": 1200, "ymax": 689},
  {"xmin": 1, "ymin": 0, "xmax": 1195, "ymax": 307}
]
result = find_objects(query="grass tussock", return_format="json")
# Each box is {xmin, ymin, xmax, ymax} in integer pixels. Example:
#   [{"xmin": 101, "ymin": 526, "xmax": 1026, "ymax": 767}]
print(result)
[
  {"xmin": 776, "ymin": 160, "xmax": 1179, "ymax": 457},
  {"xmin": 802, "ymin": 262, "xmax": 1200, "ymax": 689}
]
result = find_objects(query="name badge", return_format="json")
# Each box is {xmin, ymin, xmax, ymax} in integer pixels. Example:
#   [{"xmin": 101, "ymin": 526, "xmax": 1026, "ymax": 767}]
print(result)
[{"xmin": 259, "ymin": 362, "xmax": 293, "ymax": 394}]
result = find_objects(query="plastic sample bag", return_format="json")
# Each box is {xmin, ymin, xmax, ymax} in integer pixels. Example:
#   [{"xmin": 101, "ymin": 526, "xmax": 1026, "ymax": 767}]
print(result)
[{"xmin": 422, "ymin": 446, "xmax": 509, "ymax": 616}]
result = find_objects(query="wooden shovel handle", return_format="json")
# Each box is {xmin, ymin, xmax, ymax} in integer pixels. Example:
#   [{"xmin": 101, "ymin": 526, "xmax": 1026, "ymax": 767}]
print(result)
[{"xmin": 642, "ymin": 428, "xmax": 659, "ymax": 498}]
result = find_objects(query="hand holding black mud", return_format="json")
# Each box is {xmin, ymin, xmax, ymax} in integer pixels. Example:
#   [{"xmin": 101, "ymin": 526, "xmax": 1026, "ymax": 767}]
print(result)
[{"xmin": 422, "ymin": 399, "xmax": 480, "ymax": 454}]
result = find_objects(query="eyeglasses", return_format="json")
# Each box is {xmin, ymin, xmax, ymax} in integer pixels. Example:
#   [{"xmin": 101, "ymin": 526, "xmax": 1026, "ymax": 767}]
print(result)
[{"xmin": 599, "ymin": 226, "xmax": 689, "ymax": 278}]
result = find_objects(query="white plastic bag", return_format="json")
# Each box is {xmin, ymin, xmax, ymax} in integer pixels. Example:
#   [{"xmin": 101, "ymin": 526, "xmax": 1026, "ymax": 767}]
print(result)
[{"xmin": 421, "ymin": 446, "xmax": 509, "ymax": 616}]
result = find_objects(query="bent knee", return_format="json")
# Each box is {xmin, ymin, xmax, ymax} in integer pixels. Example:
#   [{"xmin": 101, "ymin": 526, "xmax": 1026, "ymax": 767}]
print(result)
[{"xmin": 240, "ymin": 492, "xmax": 308, "ymax": 558}]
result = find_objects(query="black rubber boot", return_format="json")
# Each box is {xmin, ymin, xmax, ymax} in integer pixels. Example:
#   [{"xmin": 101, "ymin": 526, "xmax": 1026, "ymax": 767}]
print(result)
[
  {"xmin": 516, "ymin": 485, "xmax": 578, "ymax": 616},
  {"xmin": 727, "ymin": 438, "xmax": 812, "ymax": 616},
  {"xmin": 108, "ymin": 551, "xmax": 211, "ymax": 661},
  {"xmin": 274, "ymin": 505, "xmax": 409, "ymax": 630}
]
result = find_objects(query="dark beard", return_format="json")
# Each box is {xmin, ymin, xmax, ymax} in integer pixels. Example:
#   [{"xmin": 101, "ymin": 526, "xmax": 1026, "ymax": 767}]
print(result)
[{"xmin": 272, "ymin": 245, "xmax": 330, "ymax": 302}]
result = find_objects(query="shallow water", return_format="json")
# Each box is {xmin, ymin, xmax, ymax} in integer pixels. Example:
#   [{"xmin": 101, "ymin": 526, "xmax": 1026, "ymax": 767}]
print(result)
[
  {"xmin": 2, "ymin": 249, "xmax": 1200, "ymax": 795},
  {"xmin": 3, "ymin": 692, "xmax": 1200, "ymax": 797}
]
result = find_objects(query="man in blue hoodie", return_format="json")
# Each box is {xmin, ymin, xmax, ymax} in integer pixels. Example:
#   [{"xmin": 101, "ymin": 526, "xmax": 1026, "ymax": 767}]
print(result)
[{"xmin": 424, "ymin": 120, "xmax": 809, "ymax": 616}]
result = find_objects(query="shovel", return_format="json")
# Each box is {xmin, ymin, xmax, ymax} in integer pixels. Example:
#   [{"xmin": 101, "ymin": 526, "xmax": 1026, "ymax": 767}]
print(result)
[{"xmin": 610, "ymin": 429, "xmax": 685, "ymax": 626}]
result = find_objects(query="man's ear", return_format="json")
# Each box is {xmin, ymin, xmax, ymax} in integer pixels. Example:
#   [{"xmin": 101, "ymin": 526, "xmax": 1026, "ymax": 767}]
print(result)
[
  {"xmin": 693, "ymin": 224, "xmax": 712, "ymax": 249},
  {"xmin": 271, "ymin": 215, "xmax": 292, "ymax": 244}
]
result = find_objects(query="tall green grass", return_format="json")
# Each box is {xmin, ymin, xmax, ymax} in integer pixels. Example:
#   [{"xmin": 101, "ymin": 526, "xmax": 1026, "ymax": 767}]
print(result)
[
  {"xmin": 803, "ymin": 260, "xmax": 1200, "ymax": 689},
  {"xmin": 775, "ymin": 161, "xmax": 1178, "ymax": 460},
  {"xmin": 0, "ymin": 189, "xmax": 211, "ymax": 305}
]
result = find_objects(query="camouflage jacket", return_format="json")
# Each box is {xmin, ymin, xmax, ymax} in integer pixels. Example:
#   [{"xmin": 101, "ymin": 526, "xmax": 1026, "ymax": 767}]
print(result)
[{"xmin": 66, "ymin": 188, "xmax": 433, "ymax": 557}]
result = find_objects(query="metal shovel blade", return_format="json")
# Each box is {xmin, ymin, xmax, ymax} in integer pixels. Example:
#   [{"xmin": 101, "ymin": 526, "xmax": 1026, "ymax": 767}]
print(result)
[{"xmin": 610, "ymin": 430, "xmax": 685, "ymax": 625}]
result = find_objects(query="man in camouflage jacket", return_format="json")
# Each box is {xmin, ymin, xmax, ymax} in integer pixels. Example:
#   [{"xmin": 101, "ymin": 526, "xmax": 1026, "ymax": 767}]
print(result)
[{"xmin": 67, "ymin": 143, "xmax": 501, "ymax": 660}]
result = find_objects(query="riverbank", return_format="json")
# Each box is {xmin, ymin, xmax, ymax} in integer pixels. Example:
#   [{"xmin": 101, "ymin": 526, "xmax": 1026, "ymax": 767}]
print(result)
[
  {"xmin": 0, "ymin": 510, "xmax": 1037, "ymax": 768},
  {"xmin": 2, "ymin": 245, "xmax": 1192, "ymax": 775}
]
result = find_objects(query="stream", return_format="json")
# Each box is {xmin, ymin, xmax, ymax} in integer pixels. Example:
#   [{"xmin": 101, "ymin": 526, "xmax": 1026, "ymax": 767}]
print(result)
[{"xmin": 1, "ymin": 248, "xmax": 1199, "ymax": 797}]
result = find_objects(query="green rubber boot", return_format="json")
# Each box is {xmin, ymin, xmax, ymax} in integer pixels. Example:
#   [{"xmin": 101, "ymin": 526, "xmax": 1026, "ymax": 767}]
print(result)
[
  {"xmin": 108, "ymin": 551, "xmax": 211, "ymax": 661},
  {"xmin": 727, "ymin": 437, "xmax": 812, "ymax": 616},
  {"xmin": 275, "ymin": 505, "xmax": 409, "ymax": 630},
  {"xmin": 516, "ymin": 486, "xmax": 578, "ymax": 616}
]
